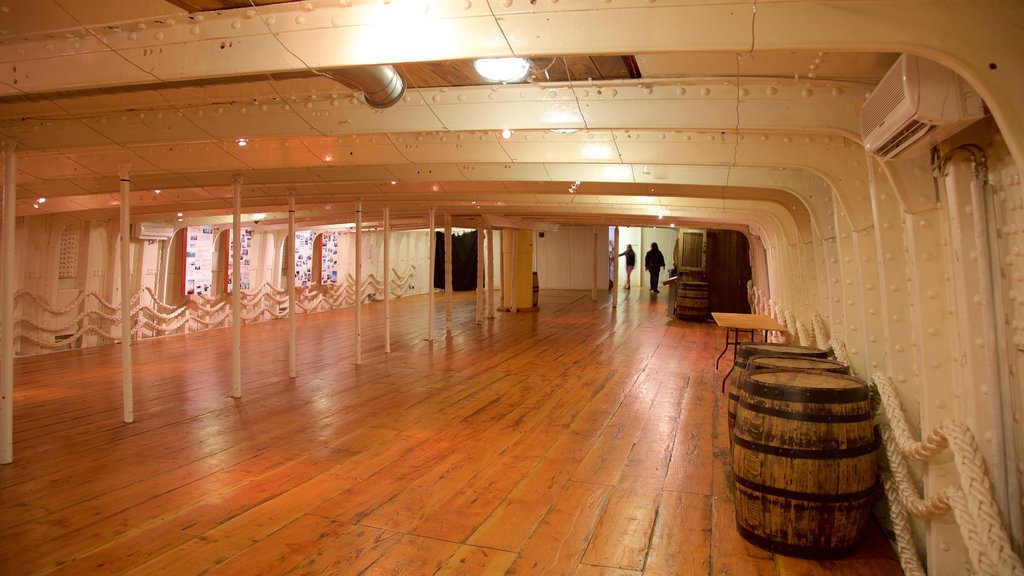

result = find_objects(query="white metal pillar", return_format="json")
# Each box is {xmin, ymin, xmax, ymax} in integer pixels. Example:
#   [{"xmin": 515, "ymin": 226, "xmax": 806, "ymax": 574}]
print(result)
[
  {"xmin": 118, "ymin": 162, "xmax": 134, "ymax": 424},
  {"xmin": 231, "ymin": 175, "xmax": 242, "ymax": 398},
  {"xmin": 612, "ymin": 226, "xmax": 620, "ymax": 309},
  {"xmin": 354, "ymin": 201, "xmax": 362, "ymax": 365},
  {"xmin": 511, "ymin": 230, "xmax": 518, "ymax": 314},
  {"xmin": 287, "ymin": 193, "xmax": 296, "ymax": 378},
  {"xmin": 1, "ymin": 141, "xmax": 16, "ymax": 463},
  {"xmin": 592, "ymin": 226, "xmax": 598, "ymax": 301},
  {"xmin": 476, "ymin": 228, "xmax": 484, "ymax": 324},
  {"xmin": 487, "ymin": 229, "xmax": 495, "ymax": 319},
  {"xmin": 444, "ymin": 214, "xmax": 453, "ymax": 334},
  {"xmin": 383, "ymin": 206, "xmax": 391, "ymax": 354},
  {"xmin": 427, "ymin": 208, "xmax": 435, "ymax": 342}
]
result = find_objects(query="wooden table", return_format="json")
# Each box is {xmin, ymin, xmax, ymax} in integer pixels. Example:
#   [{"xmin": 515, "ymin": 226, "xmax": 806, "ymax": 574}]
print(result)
[{"xmin": 712, "ymin": 312, "xmax": 787, "ymax": 391}]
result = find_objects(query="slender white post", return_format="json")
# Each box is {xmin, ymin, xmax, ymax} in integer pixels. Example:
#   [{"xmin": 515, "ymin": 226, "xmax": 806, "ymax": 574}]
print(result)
[
  {"xmin": 444, "ymin": 214, "xmax": 453, "ymax": 333},
  {"xmin": 383, "ymin": 206, "xmax": 391, "ymax": 353},
  {"xmin": 1, "ymin": 141, "xmax": 16, "ymax": 463},
  {"xmin": 118, "ymin": 162, "xmax": 134, "ymax": 423},
  {"xmin": 592, "ymin": 226, "xmax": 598, "ymax": 301},
  {"xmin": 486, "ymin": 229, "xmax": 495, "ymax": 319},
  {"xmin": 511, "ymin": 229, "xmax": 518, "ymax": 313},
  {"xmin": 354, "ymin": 201, "xmax": 362, "ymax": 365},
  {"xmin": 231, "ymin": 175, "xmax": 242, "ymax": 398},
  {"xmin": 612, "ymin": 226, "xmax": 619, "ymax": 309},
  {"xmin": 427, "ymin": 208, "xmax": 435, "ymax": 342},
  {"xmin": 287, "ymin": 193, "xmax": 296, "ymax": 378},
  {"xmin": 476, "ymin": 228, "xmax": 484, "ymax": 324}
]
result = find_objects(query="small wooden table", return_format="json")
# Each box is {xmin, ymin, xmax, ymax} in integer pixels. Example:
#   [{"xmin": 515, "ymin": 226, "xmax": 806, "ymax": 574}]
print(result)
[{"xmin": 712, "ymin": 312, "xmax": 787, "ymax": 391}]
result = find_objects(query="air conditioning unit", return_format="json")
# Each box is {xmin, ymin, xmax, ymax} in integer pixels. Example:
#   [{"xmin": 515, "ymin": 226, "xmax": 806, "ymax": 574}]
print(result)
[
  {"xmin": 131, "ymin": 222, "xmax": 175, "ymax": 241},
  {"xmin": 860, "ymin": 54, "xmax": 984, "ymax": 160}
]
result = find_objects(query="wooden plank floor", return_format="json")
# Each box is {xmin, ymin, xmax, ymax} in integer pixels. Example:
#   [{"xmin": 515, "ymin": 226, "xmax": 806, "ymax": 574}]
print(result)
[{"xmin": 0, "ymin": 289, "xmax": 904, "ymax": 575}]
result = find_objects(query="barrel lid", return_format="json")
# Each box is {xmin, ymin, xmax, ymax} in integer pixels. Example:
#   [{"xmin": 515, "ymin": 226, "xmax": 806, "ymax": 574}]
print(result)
[
  {"xmin": 750, "ymin": 356, "xmax": 848, "ymax": 373},
  {"xmin": 737, "ymin": 343, "xmax": 826, "ymax": 355},
  {"xmin": 743, "ymin": 370, "xmax": 868, "ymax": 402}
]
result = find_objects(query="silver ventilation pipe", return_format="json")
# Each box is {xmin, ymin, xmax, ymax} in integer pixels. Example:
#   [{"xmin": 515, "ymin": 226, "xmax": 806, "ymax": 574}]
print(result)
[{"xmin": 328, "ymin": 65, "xmax": 406, "ymax": 109}]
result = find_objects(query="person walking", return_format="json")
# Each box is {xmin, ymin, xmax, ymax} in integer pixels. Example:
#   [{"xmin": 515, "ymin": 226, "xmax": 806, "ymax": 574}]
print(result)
[
  {"xmin": 618, "ymin": 244, "xmax": 636, "ymax": 289},
  {"xmin": 645, "ymin": 242, "xmax": 665, "ymax": 293}
]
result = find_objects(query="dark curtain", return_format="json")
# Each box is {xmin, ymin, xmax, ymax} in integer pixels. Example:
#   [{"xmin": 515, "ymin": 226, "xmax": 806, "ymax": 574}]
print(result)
[{"xmin": 433, "ymin": 230, "xmax": 479, "ymax": 291}]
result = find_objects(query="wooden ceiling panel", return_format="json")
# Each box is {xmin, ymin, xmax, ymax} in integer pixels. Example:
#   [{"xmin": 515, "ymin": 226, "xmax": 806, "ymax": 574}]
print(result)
[{"xmin": 162, "ymin": 0, "xmax": 292, "ymax": 12}]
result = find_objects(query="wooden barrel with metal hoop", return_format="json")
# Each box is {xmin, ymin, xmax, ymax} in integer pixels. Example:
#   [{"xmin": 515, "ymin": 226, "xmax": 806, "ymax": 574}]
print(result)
[
  {"xmin": 731, "ymin": 370, "xmax": 878, "ymax": 558},
  {"xmin": 675, "ymin": 281, "xmax": 709, "ymax": 321},
  {"xmin": 727, "ymin": 343, "xmax": 830, "ymax": 434}
]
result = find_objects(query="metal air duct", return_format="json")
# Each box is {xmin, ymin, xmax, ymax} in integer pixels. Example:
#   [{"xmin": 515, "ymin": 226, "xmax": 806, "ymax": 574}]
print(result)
[{"xmin": 328, "ymin": 65, "xmax": 406, "ymax": 109}]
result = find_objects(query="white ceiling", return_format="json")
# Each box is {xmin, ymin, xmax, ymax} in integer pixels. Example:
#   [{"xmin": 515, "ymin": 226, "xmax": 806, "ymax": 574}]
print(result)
[{"xmin": 0, "ymin": 0, "xmax": 900, "ymax": 234}]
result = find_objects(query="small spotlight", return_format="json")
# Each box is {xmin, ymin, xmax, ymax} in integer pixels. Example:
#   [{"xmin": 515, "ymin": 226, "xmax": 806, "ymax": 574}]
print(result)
[
  {"xmin": 37, "ymin": 197, "xmax": 46, "ymax": 204},
  {"xmin": 500, "ymin": 128, "xmax": 513, "ymax": 140},
  {"xmin": 177, "ymin": 212, "xmax": 183, "ymax": 217},
  {"xmin": 154, "ymin": 189, "xmax": 161, "ymax": 194},
  {"xmin": 235, "ymin": 137, "xmax": 248, "ymax": 147},
  {"xmin": 390, "ymin": 180, "xmax": 397, "ymax": 185}
]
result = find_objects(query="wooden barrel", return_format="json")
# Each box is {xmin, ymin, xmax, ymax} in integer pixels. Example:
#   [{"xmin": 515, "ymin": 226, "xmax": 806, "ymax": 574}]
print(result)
[
  {"xmin": 731, "ymin": 370, "xmax": 878, "ymax": 558},
  {"xmin": 727, "ymin": 343, "xmax": 830, "ymax": 434},
  {"xmin": 675, "ymin": 281, "xmax": 709, "ymax": 321}
]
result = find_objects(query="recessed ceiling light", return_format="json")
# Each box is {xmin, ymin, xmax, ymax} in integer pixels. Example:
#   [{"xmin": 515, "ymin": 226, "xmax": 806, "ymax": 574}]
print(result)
[
  {"xmin": 37, "ymin": 197, "xmax": 46, "ymax": 203},
  {"xmin": 474, "ymin": 58, "xmax": 530, "ymax": 83},
  {"xmin": 154, "ymin": 189, "xmax": 161, "ymax": 194},
  {"xmin": 501, "ymin": 128, "xmax": 513, "ymax": 140},
  {"xmin": 177, "ymin": 212, "xmax": 183, "ymax": 217},
  {"xmin": 235, "ymin": 137, "xmax": 248, "ymax": 147}
]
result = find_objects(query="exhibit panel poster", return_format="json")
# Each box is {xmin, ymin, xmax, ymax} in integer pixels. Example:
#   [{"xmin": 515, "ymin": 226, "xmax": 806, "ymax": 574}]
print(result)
[
  {"xmin": 295, "ymin": 231, "xmax": 314, "ymax": 287},
  {"xmin": 321, "ymin": 232, "xmax": 339, "ymax": 285},
  {"xmin": 183, "ymin": 226, "xmax": 215, "ymax": 296},
  {"xmin": 227, "ymin": 227, "xmax": 254, "ymax": 293}
]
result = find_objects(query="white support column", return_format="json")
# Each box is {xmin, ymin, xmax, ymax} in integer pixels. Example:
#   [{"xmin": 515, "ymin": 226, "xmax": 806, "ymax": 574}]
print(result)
[
  {"xmin": 118, "ymin": 162, "xmax": 134, "ymax": 424},
  {"xmin": 444, "ymin": 214, "xmax": 453, "ymax": 334},
  {"xmin": 612, "ymin": 226, "xmax": 620, "ymax": 309},
  {"xmin": 592, "ymin": 226, "xmax": 598, "ymax": 301},
  {"xmin": 287, "ymin": 193, "xmax": 296, "ymax": 378},
  {"xmin": 487, "ymin": 229, "xmax": 495, "ymax": 319},
  {"xmin": 354, "ymin": 201, "xmax": 362, "ymax": 365},
  {"xmin": 476, "ymin": 228, "xmax": 484, "ymax": 324},
  {"xmin": 1, "ymin": 141, "xmax": 16, "ymax": 463},
  {"xmin": 510, "ymin": 229, "xmax": 519, "ymax": 314},
  {"xmin": 383, "ymin": 206, "xmax": 391, "ymax": 354},
  {"xmin": 231, "ymin": 175, "xmax": 242, "ymax": 398},
  {"xmin": 427, "ymin": 208, "xmax": 435, "ymax": 342}
]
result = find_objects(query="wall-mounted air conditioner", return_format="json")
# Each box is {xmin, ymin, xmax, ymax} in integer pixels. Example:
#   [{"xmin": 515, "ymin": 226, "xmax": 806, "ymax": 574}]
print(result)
[
  {"xmin": 860, "ymin": 54, "xmax": 984, "ymax": 160},
  {"xmin": 131, "ymin": 222, "xmax": 175, "ymax": 241}
]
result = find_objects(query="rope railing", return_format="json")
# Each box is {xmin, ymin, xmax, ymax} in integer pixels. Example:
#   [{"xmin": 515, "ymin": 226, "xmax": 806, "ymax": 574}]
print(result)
[
  {"xmin": 3, "ymin": 266, "xmax": 419, "ymax": 354},
  {"xmin": 745, "ymin": 284, "xmax": 1022, "ymax": 576},
  {"xmin": 875, "ymin": 372, "xmax": 1023, "ymax": 576}
]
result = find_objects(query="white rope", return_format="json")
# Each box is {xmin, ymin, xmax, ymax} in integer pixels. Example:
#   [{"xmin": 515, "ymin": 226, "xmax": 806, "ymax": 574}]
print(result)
[
  {"xmin": 874, "ymin": 372, "xmax": 1024, "ymax": 576},
  {"xmin": 812, "ymin": 312, "xmax": 830, "ymax": 351},
  {"xmin": 5, "ymin": 265, "xmax": 422, "ymax": 354}
]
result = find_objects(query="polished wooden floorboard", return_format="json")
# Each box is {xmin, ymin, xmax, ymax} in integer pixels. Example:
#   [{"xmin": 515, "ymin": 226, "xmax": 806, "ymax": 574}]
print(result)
[{"xmin": 0, "ymin": 289, "xmax": 903, "ymax": 575}]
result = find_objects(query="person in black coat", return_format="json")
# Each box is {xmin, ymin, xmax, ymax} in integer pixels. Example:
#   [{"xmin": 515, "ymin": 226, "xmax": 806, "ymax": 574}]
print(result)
[
  {"xmin": 645, "ymin": 242, "xmax": 666, "ymax": 293},
  {"xmin": 618, "ymin": 244, "xmax": 636, "ymax": 289}
]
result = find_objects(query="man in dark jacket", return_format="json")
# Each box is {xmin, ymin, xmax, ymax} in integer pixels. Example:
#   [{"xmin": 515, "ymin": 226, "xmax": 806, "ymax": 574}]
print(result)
[{"xmin": 645, "ymin": 242, "xmax": 666, "ymax": 293}]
